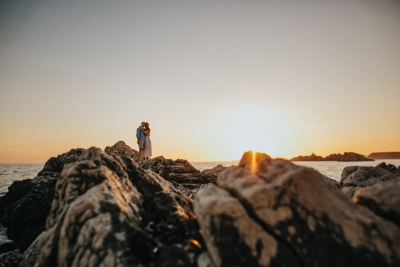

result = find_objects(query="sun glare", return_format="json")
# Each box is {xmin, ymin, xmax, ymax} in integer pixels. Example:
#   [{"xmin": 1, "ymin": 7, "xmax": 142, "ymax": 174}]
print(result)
[{"xmin": 250, "ymin": 150, "xmax": 257, "ymax": 174}]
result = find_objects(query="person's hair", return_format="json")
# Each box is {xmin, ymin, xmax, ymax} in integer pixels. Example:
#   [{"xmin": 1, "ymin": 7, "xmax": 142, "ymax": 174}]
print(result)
[
  {"xmin": 141, "ymin": 122, "xmax": 145, "ymax": 125},
  {"xmin": 145, "ymin": 122, "xmax": 150, "ymax": 129}
]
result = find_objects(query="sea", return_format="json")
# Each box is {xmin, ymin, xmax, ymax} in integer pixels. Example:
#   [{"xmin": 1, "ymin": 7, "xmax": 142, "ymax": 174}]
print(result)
[{"xmin": 1, "ymin": 159, "xmax": 400, "ymax": 246}]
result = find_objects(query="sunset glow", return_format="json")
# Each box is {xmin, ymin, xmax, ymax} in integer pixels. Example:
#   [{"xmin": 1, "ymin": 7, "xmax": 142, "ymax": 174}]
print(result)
[{"xmin": 1, "ymin": 1, "xmax": 399, "ymax": 163}]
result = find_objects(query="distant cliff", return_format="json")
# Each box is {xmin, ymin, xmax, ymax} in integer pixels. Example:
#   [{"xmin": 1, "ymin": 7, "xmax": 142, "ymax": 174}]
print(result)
[
  {"xmin": 291, "ymin": 152, "xmax": 374, "ymax": 162},
  {"xmin": 368, "ymin": 152, "xmax": 400, "ymax": 159}
]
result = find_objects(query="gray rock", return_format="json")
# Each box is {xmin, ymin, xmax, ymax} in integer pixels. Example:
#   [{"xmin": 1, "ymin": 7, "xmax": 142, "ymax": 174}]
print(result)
[
  {"xmin": 195, "ymin": 151, "xmax": 400, "ymax": 267},
  {"xmin": 353, "ymin": 177, "xmax": 400, "ymax": 226},
  {"xmin": 341, "ymin": 163, "xmax": 400, "ymax": 197}
]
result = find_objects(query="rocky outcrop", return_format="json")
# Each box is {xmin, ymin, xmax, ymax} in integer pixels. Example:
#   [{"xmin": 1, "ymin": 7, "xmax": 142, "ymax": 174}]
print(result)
[
  {"xmin": 368, "ymin": 152, "xmax": 400, "ymax": 159},
  {"xmin": 0, "ymin": 149, "xmax": 87, "ymax": 252},
  {"xmin": 139, "ymin": 156, "xmax": 200, "ymax": 179},
  {"xmin": 291, "ymin": 152, "xmax": 374, "ymax": 162},
  {"xmin": 195, "ymin": 151, "xmax": 400, "ymax": 267},
  {"xmin": 340, "ymin": 162, "xmax": 400, "ymax": 197},
  {"xmin": 2, "ymin": 147, "xmax": 203, "ymax": 267},
  {"xmin": 353, "ymin": 177, "xmax": 400, "ymax": 226},
  {"xmin": 105, "ymin": 140, "xmax": 139, "ymax": 159},
  {"xmin": 290, "ymin": 153, "xmax": 325, "ymax": 161}
]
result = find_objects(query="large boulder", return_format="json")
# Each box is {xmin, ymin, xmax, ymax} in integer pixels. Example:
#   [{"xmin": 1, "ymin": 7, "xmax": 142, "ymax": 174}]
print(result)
[
  {"xmin": 16, "ymin": 147, "xmax": 202, "ymax": 267},
  {"xmin": 105, "ymin": 140, "xmax": 139, "ymax": 159},
  {"xmin": 194, "ymin": 151, "xmax": 400, "ymax": 267},
  {"xmin": 340, "ymin": 163, "xmax": 400, "ymax": 197}
]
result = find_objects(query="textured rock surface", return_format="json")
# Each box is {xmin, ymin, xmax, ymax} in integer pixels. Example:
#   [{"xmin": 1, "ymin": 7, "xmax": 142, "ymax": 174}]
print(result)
[
  {"xmin": 0, "ymin": 149, "xmax": 86, "ymax": 252},
  {"xmin": 195, "ymin": 151, "xmax": 400, "ymax": 267},
  {"xmin": 105, "ymin": 140, "xmax": 139, "ymax": 159},
  {"xmin": 139, "ymin": 156, "xmax": 200, "ymax": 179},
  {"xmin": 28, "ymin": 147, "xmax": 202, "ymax": 267},
  {"xmin": 341, "ymin": 163, "xmax": 400, "ymax": 197},
  {"xmin": 353, "ymin": 177, "xmax": 400, "ymax": 226},
  {"xmin": 0, "ymin": 249, "xmax": 23, "ymax": 267}
]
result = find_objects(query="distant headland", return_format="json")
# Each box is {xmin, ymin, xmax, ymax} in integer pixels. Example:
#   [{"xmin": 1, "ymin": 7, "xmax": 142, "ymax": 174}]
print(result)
[
  {"xmin": 368, "ymin": 152, "xmax": 400, "ymax": 159},
  {"xmin": 290, "ymin": 152, "xmax": 374, "ymax": 162}
]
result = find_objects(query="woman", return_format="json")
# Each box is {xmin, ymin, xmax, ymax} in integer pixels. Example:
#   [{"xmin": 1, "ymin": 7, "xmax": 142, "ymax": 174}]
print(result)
[{"xmin": 142, "ymin": 122, "xmax": 152, "ymax": 160}]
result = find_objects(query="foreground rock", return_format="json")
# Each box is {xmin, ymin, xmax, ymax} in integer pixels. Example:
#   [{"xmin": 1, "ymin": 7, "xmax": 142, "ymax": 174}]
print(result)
[
  {"xmin": 2, "ymin": 147, "xmax": 203, "ymax": 267},
  {"xmin": 340, "ymin": 162, "xmax": 400, "ymax": 197},
  {"xmin": 291, "ymin": 152, "xmax": 374, "ymax": 161},
  {"xmin": 195, "ymin": 151, "xmax": 400, "ymax": 267},
  {"xmin": 0, "ymin": 149, "xmax": 85, "ymax": 252}
]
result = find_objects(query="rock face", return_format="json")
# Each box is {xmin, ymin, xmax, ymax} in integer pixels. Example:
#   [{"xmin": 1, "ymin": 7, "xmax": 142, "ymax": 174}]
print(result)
[
  {"xmin": 0, "ymin": 149, "xmax": 86, "ymax": 252},
  {"xmin": 105, "ymin": 140, "xmax": 139, "ymax": 159},
  {"xmin": 291, "ymin": 152, "xmax": 374, "ymax": 161},
  {"xmin": 194, "ymin": 151, "xmax": 400, "ymax": 267},
  {"xmin": 5, "ymin": 147, "xmax": 202, "ymax": 267},
  {"xmin": 340, "ymin": 162, "xmax": 400, "ymax": 197},
  {"xmin": 368, "ymin": 152, "xmax": 400, "ymax": 159},
  {"xmin": 353, "ymin": 177, "xmax": 400, "ymax": 226}
]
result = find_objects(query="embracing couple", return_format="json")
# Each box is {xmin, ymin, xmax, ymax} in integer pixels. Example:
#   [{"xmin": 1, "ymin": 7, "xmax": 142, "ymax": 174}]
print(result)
[{"xmin": 136, "ymin": 122, "xmax": 152, "ymax": 160}]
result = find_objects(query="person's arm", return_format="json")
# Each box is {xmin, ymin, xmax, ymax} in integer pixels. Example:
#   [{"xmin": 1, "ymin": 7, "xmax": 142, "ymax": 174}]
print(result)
[{"xmin": 144, "ymin": 129, "xmax": 151, "ymax": 136}]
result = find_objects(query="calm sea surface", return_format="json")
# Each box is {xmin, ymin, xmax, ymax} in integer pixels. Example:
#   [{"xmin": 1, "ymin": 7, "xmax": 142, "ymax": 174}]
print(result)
[{"xmin": 1, "ymin": 160, "xmax": 400, "ymax": 245}]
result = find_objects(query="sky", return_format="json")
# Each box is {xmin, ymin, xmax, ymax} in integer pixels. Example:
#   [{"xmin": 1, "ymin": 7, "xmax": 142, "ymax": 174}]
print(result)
[{"xmin": 0, "ymin": 0, "xmax": 399, "ymax": 163}]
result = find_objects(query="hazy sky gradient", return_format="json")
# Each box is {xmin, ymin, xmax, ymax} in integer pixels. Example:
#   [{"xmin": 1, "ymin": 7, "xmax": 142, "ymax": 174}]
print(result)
[{"xmin": 1, "ymin": 0, "xmax": 399, "ymax": 162}]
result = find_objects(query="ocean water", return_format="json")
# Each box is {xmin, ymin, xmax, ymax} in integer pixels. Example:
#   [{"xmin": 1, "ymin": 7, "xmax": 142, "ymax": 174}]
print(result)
[{"xmin": 1, "ymin": 160, "xmax": 399, "ymax": 246}]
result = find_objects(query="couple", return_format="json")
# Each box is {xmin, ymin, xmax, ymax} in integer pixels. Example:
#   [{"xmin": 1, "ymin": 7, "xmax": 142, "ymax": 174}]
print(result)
[{"xmin": 136, "ymin": 122, "xmax": 152, "ymax": 160}]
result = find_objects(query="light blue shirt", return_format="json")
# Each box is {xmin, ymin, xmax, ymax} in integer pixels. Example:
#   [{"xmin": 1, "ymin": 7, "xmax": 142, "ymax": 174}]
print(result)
[{"xmin": 136, "ymin": 127, "xmax": 146, "ymax": 142}]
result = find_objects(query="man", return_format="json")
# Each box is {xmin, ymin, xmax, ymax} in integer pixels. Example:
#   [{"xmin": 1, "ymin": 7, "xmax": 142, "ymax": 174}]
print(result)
[{"xmin": 136, "ymin": 122, "xmax": 146, "ymax": 160}]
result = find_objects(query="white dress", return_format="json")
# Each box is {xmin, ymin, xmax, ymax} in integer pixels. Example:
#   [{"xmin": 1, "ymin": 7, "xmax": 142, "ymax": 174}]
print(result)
[{"xmin": 143, "ymin": 135, "xmax": 152, "ymax": 158}]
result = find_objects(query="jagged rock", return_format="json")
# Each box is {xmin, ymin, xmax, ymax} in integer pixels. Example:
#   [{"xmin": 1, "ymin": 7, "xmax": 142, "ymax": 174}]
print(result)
[
  {"xmin": 34, "ymin": 147, "xmax": 201, "ymax": 267},
  {"xmin": 194, "ymin": 151, "xmax": 400, "ymax": 267},
  {"xmin": 0, "ymin": 149, "xmax": 86, "ymax": 252},
  {"xmin": 0, "ymin": 175, "xmax": 57, "ymax": 252},
  {"xmin": 37, "ymin": 148, "xmax": 86, "ymax": 175},
  {"xmin": 105, "ymin": 140, "xmax": 139, "ymax": 159},
  {"xmin": 139, "ymin": 156, "xmax": 200, "ymax": 180},
  {"xmin": 0, "ymin": 249, "xmax": 23, "ymax": 267},
  {"xmin": 340, "ymin": 163, "xmax": 400, "ymax": 197},
  {"xmin": 353, "ymin": 177, "xmax": 400, "ymax": 226}
]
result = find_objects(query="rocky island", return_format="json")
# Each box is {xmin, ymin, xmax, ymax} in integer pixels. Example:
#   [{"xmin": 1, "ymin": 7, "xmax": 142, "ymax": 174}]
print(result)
[
  {"xmin": 368, "ymin": 152, "xmax": 400, "ymax": 159},
  {"xmin": 291, "ymin": 152, "xmax": 374, "ymax": 161},
  {"xmin": 0, "ymin": 141, "xmax": 400, "ymax": 267}
]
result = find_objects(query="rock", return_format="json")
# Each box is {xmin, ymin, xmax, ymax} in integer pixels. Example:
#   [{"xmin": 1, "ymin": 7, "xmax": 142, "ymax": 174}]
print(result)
[
  {"xmin": 37, "ymin": 148, "xmax": 86, "ymax": 175},
  {"xmin": 105, "ymin": 140, "xmax": 139, "ymax": 159},
  {"xmin": 290, "ymin": 153, "xmax": 325, "ymax": 161},
  {"xmin": 139, "ymin": 157, "xmax": 200, "ymax": 179},
  {"xmin": 368, "ymin": 152, "xmax": 400, "ymax": 159},
  {"xmin": 34, "ymin": 147, "xmax": 202, "ymax": 267},
  {"xmin": 291, "ymin": 152, "xmax": 374, "ymax": 162},
  {"xmin": 194, "ymin": 151, "xmax": 400, "ymax": 267},
  {"xmin": 353, "ymin": 177, "xmax": 400, "ymax": 226},
  {"xmin": 340, "ymin": 163, "xmax": 400, "ymax": 197},
  {"xmin": 0, "ymin": 249, "xmax": 23, "ymax": 267},
  {"xmin": 0, "ymin": 175, "xmax": 57, "ymax": 252},
  {"xmin": 198, "ymin": 164, "xmax": 229, "ymax": 184},
  {"xmin": 0, "ymin": 149, "xmax": 86, "ymax": 252}
]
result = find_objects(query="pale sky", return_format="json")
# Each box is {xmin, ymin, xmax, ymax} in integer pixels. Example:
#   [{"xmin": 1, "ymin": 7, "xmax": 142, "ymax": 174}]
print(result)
[{"xmin": 1, "ymin": 0, "xmax": 399, "ymax": 163}]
